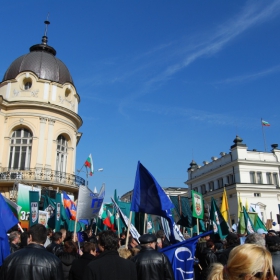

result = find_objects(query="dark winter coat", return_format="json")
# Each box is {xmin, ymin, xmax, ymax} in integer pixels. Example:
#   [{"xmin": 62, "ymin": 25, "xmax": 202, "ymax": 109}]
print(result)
[
  {"xmin": 58, "ymin": 252, "xmax": 79, "ymax": 280},
  {"xmin": 199, "ymin": 248, "xmax": 217, "ymax": 280},
  {"xmin": 131, "ymin": 246, "xmax": 175, "ymax": 280},
  {"xmin": 0, "ymin": 243, "xmax": 63, "ymax": 280},
  {"xmin": 83, "ymin": 250, "xmax": 137, "ymax": 280},
  {"xmin": 69, "ymin": 253, "xmax": 95, "ymax": 280}
]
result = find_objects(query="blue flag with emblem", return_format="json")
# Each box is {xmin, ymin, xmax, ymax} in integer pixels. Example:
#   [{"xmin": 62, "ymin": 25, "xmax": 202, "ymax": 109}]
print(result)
[
  {"xmin": 130, "ymin": 161, "xmax": 184, "ymax": 243},
  {"xmin": 160, "ymin": 231, "xmax": 212, "ymax": 280}
]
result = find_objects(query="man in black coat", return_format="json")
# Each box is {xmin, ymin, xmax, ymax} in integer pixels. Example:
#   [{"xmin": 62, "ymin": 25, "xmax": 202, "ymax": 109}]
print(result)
[
  {"xmin": 83, "ymin": 230, "xmax": 137, "ymax": 280},
  {"xmin": 131, "ymin": 233, "xmax": 175, "ymax": 280},
  {"xmin": 0, "ymin": 224, "xmax": 63, "ymax": 280},
  {"xmin": 69, "ymin": 242, "xmax": 96, "ymax": 280}
]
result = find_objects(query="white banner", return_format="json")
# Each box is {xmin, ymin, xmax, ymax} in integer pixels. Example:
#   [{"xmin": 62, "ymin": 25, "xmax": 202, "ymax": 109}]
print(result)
[{"xmin": 76, "ymin": 184, "xmax": 105, "ymax": 220}]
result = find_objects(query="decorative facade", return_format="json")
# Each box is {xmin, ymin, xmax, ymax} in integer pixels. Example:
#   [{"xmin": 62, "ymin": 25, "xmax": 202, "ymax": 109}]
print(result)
[
  {"xmin": 185, "ymin": 136, "xmax": 280, "ymax": 230},
  {"xmin": 0, "ymin": 23, "xmax": 84, "ymax": 200}
]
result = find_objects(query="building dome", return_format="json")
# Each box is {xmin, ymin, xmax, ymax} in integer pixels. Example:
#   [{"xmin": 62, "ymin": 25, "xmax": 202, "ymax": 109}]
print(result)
[{"xmin": 2, "ymin": 33, "xmax": 74, "ymax": 85}]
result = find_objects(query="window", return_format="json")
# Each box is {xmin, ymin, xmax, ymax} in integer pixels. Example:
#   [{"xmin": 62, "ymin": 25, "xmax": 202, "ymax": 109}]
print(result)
[
  {"xmin": 201, "ymin": 184, "xmax": 206, "ymax": 194},
  {"xmin": 250, "ymin": 172, "xmax": 256, "ymax": 183},
  {"xmin": 257, "ymin": 172, "xmax": 262, "ymax": 184},
  {"xmin": 209, "ymin": 181, "xmax": 214, "ymax": 191},
  {"xmin": 9, "ymin": 128, "xmax": 32, "ymax": 170},
  {"xmin": 254, "ymin": 193, "xmax": 261, "ymax": 197},
  {"xmin": 56, "ymin": 135, "xmax": 68, "ymax": 174},
  {"xmin": 266, "ymin": 172, "xmax": 272, "ymax": 184},
  {"xmin": 227, "ymin": 174, "xmax": 234, "ymax": 185},
  {"xmin": 218, "ymin": 178, "xmax": 223, "ymax": 189},
  {"xmin": 23, "ymin": 78, "xmax": 32, "ymax": 90},
  {"xmin": 193, "ymin": 187, "xmax": 198, "ymax": 192},
  {"xmin": 273, "ymin": 173, "xmax": 279, "ymax": 186}
]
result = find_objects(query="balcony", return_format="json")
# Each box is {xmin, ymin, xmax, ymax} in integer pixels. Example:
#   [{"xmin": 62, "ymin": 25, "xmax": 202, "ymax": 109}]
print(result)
[{"xmin": 0, "ymin": 167, "xmax": 85, "ymax": 189}]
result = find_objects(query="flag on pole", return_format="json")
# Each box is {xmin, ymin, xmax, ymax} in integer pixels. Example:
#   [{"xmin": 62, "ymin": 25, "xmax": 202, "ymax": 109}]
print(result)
[
  {"xmin": 261, "ymin": 120, "xmax": 270, "ymax": 127},
  {"xmin": 210, "ymin": 197, "xmax": 229, "ymax": 239},
  {"xmin": 102, "ymin": 209, "xmax": 115, "ymax": 231},
  {"xmin": 220, "ymin": 188, "xmax": 229, "ymax": 222},
  {"xmin": 130, "ymin": 161, "xmax": 182, "ymax": 243},
  {"xmin": 63, "ymin": 191, "xmax": 77, "ymax": 221},
  {"xmin": 243, "ymin": 206, "xmax": 255, "ymax": 234},
  {"xmin": 191, "ymin": 190, "xmax": 204, "ymax": 219},
  {"xmin": 84, "ymin": 154, "xmax": 94, "ymax": 176},
  {"xmin": 0, "ymin": 194, "xmax": 19, "ymax": 266},
  {"xmin": 3, "ymin": 196, "xmax": 21, "ymax": 218},
  {"xmin": 76, "ymin": 185, "xmax": 101, "ymax": 220},
  {"xmin": 160, "ymin": 231, "xmax": 212, "ymax": 280}
]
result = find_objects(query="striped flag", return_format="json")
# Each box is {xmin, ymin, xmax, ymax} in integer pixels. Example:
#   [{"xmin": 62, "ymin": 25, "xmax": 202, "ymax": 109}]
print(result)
[
  {"xmin": 85, "ymin": 154, "xmax": 94, "ymax": 176},
  {"xmin": 262, "ymin": 120, "xmax": 270, "ymax": 127}
]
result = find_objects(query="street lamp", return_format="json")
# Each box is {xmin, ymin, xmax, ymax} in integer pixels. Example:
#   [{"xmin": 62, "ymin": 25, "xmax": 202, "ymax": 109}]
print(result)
[{"xmin": 76, "ymin": 168, "xmax": 104, "ymax": 187}]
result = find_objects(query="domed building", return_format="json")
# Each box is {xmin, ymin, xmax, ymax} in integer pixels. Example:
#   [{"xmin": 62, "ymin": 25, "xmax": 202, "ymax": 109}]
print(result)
[{"xmin": 0, "ymin": 22, "xmax": 84, "ymax": 202}]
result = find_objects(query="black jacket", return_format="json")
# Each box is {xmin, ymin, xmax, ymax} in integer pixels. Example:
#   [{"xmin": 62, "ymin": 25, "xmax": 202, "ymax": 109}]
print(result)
[
  {"xmin": 131, "ymin": 246, "xmax": 175, "ymax": 280},
  {"xmin": 69, "ymin": 253, "xmax": 95, "ymax": 280},
  {"xmin": 46, "ymin": 242, "xmax": 64, "ymax": 256},
  {"xmin": 0, "ymin": 243, "xmax": 63, "ymax": 280},
  {"xmin": 199, "ymin": 248, "xmax": 217, "ymax": 280},
  {"xmin": 58, "ymin": 252, "xmax": 79, "ymax": 280},
  {"xmin": 83, "ymin": 250, "xmax": 137, "ymax": 280}
]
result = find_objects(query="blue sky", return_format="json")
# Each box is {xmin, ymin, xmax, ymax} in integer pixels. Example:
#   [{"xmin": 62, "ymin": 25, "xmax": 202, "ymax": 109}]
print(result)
[{"xmin": 1, "ymin": 1, "xmax": 280, "ymax": 202}]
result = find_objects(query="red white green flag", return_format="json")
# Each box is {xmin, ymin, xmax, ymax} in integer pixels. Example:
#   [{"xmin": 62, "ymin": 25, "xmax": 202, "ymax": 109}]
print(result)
[
  {"xmin": 262, "ymin": 120, "xmax": 270, "ymax": 127},
  {"xmin": 84, "ymin": 154, "xmax": 94, "ymax": 176}
]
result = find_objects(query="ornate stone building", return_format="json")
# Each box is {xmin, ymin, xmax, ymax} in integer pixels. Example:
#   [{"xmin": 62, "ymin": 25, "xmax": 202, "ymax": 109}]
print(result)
[{"xmin": 0, "ymin": 22, "xmax": 84, "ymax": 200}]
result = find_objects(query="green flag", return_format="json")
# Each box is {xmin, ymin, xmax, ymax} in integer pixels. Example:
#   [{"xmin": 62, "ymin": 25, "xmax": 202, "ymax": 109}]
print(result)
[
  {"xmin": 251, "ymin": 208, "xmax": 267, "ymax": 232},
  {"xmin": 243, "ymin": 206, "xmax": 255, "ymax": 234},
  {"xmin": 191, "ymin": 190, "xmax": 204, "ymax": 219},
  {"xmin": 210, "ymin": 197, "xmax": 229, "ymax": 239},
  {"xmin": 29, "ymin": 191, "xmax": 39, "ymax": 227}
]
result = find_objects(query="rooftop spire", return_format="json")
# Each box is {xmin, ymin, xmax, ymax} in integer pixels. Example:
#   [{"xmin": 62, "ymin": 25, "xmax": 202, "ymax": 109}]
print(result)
[{"xmin": 29, "ymin": 16, "xmax": 56, "ymax": 56}]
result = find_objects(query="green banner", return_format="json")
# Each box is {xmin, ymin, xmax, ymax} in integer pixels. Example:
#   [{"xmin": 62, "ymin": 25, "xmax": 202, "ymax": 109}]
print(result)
[
  {"xmin": 55, "ymin": 193, "xmax": 62, "ymax": 232},
  {"xmin": 191, "ymin": 190, "xmax": 204, "ymax": 219},
  {"xmin": 29, "ymin": 191, "xmax": 39, "ymax": 227}
]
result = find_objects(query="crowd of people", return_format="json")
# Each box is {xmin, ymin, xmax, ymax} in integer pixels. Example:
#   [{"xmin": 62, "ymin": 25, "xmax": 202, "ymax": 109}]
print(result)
[{"xmin": 1, "ymin": 225, "xmax": 280, "ymax": 280}]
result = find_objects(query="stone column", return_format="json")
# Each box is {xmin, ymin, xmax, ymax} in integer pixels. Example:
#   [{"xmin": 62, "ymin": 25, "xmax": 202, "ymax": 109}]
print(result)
[
  {"xmin": 36, "ymin": 117, "xmax": 47, "ymax": 168},
  {"xmin": 45, "ymin": 119, "xmax": 56, "ymax": 170}
]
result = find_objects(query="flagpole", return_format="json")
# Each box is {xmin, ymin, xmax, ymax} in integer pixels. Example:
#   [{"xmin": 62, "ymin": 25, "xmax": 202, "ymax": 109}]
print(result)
[
  {"xmin": 125, "ymin": 211, "xmax": 133, "ymax": 249},
  {"xmin": 196, "ymin": 218, "xmax": 199, "ymax": 235},
  {"xmin": 261, "ymin": 118, "xmax": 267, "ymax": 152}
]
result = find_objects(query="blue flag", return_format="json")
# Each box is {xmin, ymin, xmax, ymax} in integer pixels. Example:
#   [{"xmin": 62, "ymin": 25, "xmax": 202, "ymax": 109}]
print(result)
[
  {"xmin": 131, "ymin": 161, "xmax": 184, "ymax": 243},
  {"xmin": 160, "ymin": 231, "xmax": 212, "ymax": 280},
  {"xmin": 0, "ymin": 194, "xmax": 19, "ymax": 266}
]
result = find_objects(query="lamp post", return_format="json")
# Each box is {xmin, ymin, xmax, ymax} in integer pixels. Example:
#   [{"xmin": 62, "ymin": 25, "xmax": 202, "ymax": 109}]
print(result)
[{"xmin": 76, "ymin": 168, "xmax": 103, "ymax": 187}]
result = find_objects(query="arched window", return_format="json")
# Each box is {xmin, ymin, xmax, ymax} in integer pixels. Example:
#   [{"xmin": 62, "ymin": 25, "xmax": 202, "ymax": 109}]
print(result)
[
  {"xmin": 56, "ymin": 135, "xmax": 68, "ymax": 174},
  {"xmin": 9, "ymin": 128, "xmax": 33, "ymax": 170}
]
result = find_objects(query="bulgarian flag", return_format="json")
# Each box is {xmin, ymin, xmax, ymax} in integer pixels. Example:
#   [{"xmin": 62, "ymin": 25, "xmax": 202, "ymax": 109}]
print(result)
[
  {"xmin": 102, "ymin": 209, "xmax": 115, "ymax": 231},
  {"xmin": 85, "ymin": 154, "xmax": 94, "ymax": 176},
  {"xmin": 3, "ymin": 196, "xmax": 21, "ymax": 218},
  {"xmin": 262, "ymin": 120, "xmax": 270, "ymax": 127}
]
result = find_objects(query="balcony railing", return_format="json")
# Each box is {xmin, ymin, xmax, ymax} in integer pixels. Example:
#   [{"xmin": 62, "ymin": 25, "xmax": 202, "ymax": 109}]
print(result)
[{"xmin": 0, "ymin": 168, "xmax": 85, "ymax": 188}]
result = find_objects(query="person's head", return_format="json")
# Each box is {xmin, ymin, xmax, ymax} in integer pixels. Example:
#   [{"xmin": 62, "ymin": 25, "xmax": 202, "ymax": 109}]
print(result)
[
  {"xmin": 129, "ymin": 236, "xmax": 139, "ymax": 248},
  {"xmin": 52, "ymin": 232, "xmax": 63, "ymax": 244},
  {"xmin": 130, "ymin": 247, "xmax": 140, "ymax": 256},
  {"xmin": 20, "ymin": 231, "xmax": 29, "ymax": 248},
  {"xmin": 27, "ymin": 224, "xmax": 47, "ymax": 245},
  {"xmin": 156, "ymin": 230, "xmax": 165, "ymax": 239},
  {"xmin": 245, "ymin": 233, "xmax": 266, "ymax": 247},
  {"xmin": 98, "ymin": 230, "xmax": 119, "ymax": 252},
  {"xmin": 156, "ymin": 238, "xmax": 163, "ymax": 249},
  {"xmin": 118, "ymin": 248, "xmax": 132, "ymax": 259},
  {"xmin": 266, "ymin": 236, "xmax": 280, "ymax": 253},
  {"xmin": 46, "ymin": 228, "xmax": 53, "ymax": 237},
  {"xmin": 63, "ymin": 240, "xmax": 78, "ymax": 254},
  {"xmin": 9, "ymin": 231, "xmax": 21, "ymax": 244},
  {"xmin": 83, "ymin": 242, "xmax": 96, "ymax": 255},
  {"xmin": 139, "ymin": 233, "xmax": 157, "ymax": 249},
  {"xmin": 206, "ymin": 240, "xmax": 215, "ymax": 250},
  {"xmin": 208, "ymin": 244, "xmax": 274, "ymax": 280},
  {"xmin": 60, "ymin": 229, "xmax": 67, "ymax": 241},
  {"xmin": 226, "ymin": 232, "xmax": 240, "ymax": 247}
]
